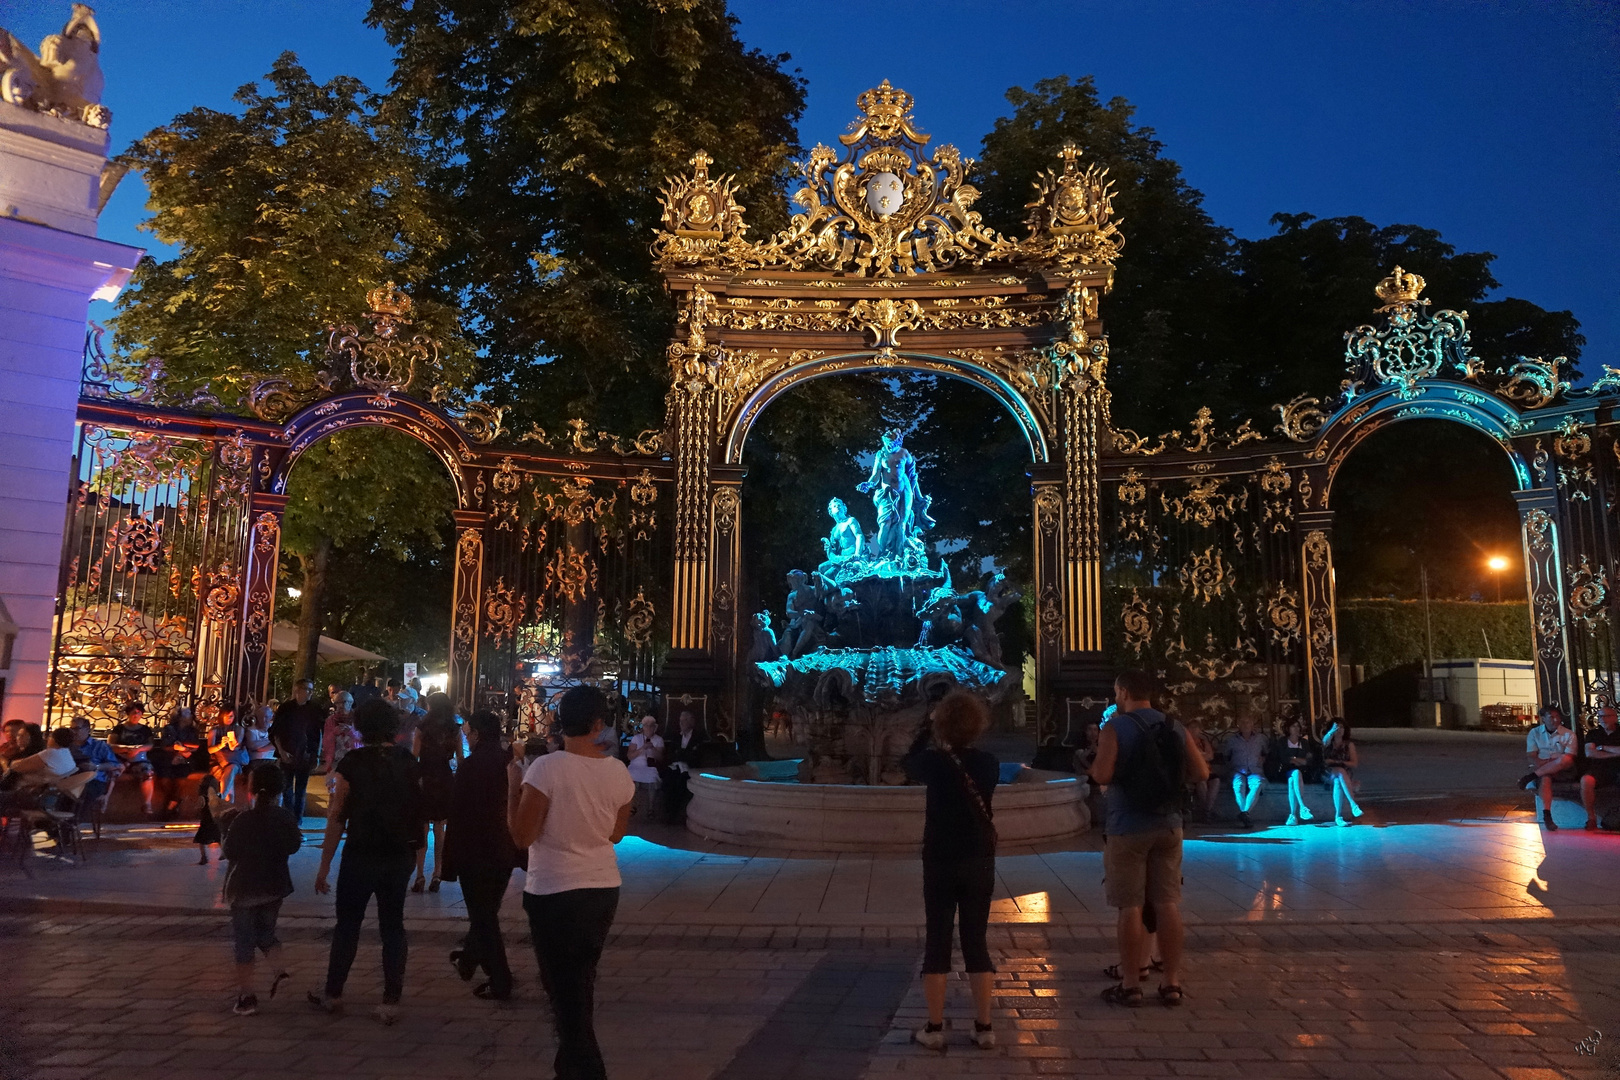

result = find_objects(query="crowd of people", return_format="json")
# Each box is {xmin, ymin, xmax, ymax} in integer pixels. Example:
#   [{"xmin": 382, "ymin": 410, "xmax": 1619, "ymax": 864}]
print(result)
[{"xmin": 5, "ymin": 667, "xmax": 1619, "ymax": 1071}]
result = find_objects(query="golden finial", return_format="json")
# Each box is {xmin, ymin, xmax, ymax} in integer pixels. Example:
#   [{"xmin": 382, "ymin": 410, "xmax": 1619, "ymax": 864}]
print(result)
[
  {"xmin": 1374, "ymin": 266, "xmax": 1426, "ymax": 311},
  {"xmin": 689, "ymin": 150, "xmax": 713, "ymax": 179},
  {"xmin": 365, "ymin": 281, "xmax": 413, "ymax": 318},
  {"xmin": 845, "ymin": 79, "xmax": 926, "ymax": 145},
  {"xmin": 1057, "ymin": 143, "xmax": 1084, "ymax": 171}
]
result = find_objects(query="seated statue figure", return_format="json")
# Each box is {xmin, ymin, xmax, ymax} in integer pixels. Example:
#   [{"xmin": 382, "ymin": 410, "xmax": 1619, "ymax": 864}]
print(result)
[
  {"xmin": 818, "ymin": 498, "xmax": 865, "ymax": 579},
  {"xmin": 783, "ymin": 570, "xmax": 827, "ymax": 659}
]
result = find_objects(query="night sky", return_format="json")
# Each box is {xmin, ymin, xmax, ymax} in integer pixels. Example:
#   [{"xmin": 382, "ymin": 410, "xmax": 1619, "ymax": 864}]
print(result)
[{"xmin": 5, "ymin": 0, "xmax": 1614, "ymax": 379}]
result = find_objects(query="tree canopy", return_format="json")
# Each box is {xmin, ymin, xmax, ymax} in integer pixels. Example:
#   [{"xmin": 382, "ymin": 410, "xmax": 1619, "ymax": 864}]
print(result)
[
  {"xmin": 972, "ymin": 75, "xmax": 1585, "ymax": 434},
  {"xmin": 113, "ymin": 55, "xmax": 468, "ymax": 678},
  {"xmin": 365, "ymin": 0, "xmax": 807, "ymax": 435}
]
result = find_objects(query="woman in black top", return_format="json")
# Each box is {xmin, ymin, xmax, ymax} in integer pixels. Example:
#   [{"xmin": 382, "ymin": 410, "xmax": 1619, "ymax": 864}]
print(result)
[
  {"xmin": 1277, "ymin": 719, "xmax": 1317, "ymax": 825},
  {"xmin": 412, "ymin": 693, "xmax": 461, "ymax": 893},
  {"xmin": 1321, "ymin": 718, "xmax": 1363, "ymax": 826},
  {"xmin": 309, "ymin": 700, "xmax": 425, "ymax": 1025},
  {"xmin": 903, "ymin": 689, "xmax": 999, "ymax": 1052}
]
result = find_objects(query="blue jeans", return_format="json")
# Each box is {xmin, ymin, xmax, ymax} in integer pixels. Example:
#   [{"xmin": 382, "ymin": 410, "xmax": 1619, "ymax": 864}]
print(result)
[
  {"xmin": 324, "ymin": 851, "xmax": 414, "ymax": 1003},
  {"xmin": 524, "ymin": 887, "xmax": 619, "ymax": 1080}
]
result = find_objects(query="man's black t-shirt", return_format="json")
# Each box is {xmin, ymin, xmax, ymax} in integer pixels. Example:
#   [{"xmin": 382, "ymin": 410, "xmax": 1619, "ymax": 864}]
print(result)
[{"xmin": 109, "ymin": 723, "xmax": 154, "ymax": 758}]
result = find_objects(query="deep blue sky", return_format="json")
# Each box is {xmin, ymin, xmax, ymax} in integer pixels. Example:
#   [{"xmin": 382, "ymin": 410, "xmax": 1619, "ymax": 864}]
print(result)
[{"xmin": 5, "ymin": 0, "xmax": 1615, "ymax": 369}]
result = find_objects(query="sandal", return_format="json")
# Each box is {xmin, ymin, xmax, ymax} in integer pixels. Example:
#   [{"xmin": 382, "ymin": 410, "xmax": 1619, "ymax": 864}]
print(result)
[
  {"xmin": 1158, "ymin": 984, "xmax": 1185, "ymax": 1007},
  {"xmin": 411, "ymin": 876, "xmax": 426, "ymax": 894},
  {"xmin": 1100, "ymin": 983, "xmax": 1144, "ymax": 1008},
  {"xmin": 1101, "ymin": 959, "xmax": 1162, "ymax": 980}
]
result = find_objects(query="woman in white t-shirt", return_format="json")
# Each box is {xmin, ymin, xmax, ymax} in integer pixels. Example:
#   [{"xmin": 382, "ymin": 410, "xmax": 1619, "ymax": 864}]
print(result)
[
  {"xmin": 6, "ymin": 727, "xmax": 78, "ymax": 788},
  {"xmin": 507, "ymin": 686, "xmax": 633, "ymax": 1080}
]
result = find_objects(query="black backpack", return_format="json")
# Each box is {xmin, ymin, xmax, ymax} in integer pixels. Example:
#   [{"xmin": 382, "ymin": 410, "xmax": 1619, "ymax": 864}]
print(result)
[{"xmin": 1117, "ymin": 711, "xmax": 1186, "ymax": 814}]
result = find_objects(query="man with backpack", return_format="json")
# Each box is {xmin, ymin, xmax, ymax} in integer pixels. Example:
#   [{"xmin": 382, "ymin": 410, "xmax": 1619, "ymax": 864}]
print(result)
[{"xmin": 1089, "ymin": 669, "xmax": 1209, "ymax": 1008}]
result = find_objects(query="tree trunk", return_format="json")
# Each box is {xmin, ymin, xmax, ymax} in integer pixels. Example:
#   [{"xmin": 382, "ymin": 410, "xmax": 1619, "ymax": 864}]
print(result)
[{"xmin": 294, "ymin": 535, "xmax": 334, "ymax": 682}]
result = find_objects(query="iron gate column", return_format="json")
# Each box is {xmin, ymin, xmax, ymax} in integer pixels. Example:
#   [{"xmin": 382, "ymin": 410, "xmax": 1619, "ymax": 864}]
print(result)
[
  {"xmin": 236, "ymin": 494, "xmax": 286, "ymax": 707},
  {"xmin": 1515, "ymin": 487, "xmax": 1574, "ymax": 715},
  {"xmin": 1297, "ymin": 509, "xmax": 1341, "ymax": 730},
  {"xmin": 450, "ymin": 509, "xmax": 486, "ymax": 712}
]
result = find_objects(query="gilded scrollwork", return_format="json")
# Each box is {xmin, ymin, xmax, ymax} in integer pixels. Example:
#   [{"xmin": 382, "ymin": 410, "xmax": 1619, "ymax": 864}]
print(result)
[
  {"xmin": 1179, "ymin": 547, "xmax": 1232, "ymax": 604},
  {"xmin": 1161, "ymin": 476, "xmax": 1247, "ymax": 528},
  {"xmin": 1567, "ymin": 556, "xmax": 1610, "ymax": 633},
  {"xmin": 1018, "ymin": 144, "xmax": 1123, "ymax": 269},
  {"xmin": 1122, "ymin": 588, "xmax": 1153, "ymax": 657},
  {"xmin": 1266, "ymin": 581, "xmax": 1302, "ymax": 646},
  {"xmin": 482, "ymin": 577, "xmax": 524, "ymax": 647},
  {"xmin": 1524, "ymin": 508, "xmax": 1553, "ymax": 555},
  {"xmin": 1303, "ymin": 529, "xmax": 1330, "ymax": 570},
  {"xmin": 712, "ymin": 486, "xmax": 741, "ymax": 535},
  {"xmin": 1274, "ymin": 393, "xmax": 1328, "ymax": 443}
]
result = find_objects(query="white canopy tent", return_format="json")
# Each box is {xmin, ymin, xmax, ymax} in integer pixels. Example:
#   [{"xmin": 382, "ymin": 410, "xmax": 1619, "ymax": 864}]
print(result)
[{"xmin": 269, "ymin": 622, "xmax": 389, "ymax": 663}]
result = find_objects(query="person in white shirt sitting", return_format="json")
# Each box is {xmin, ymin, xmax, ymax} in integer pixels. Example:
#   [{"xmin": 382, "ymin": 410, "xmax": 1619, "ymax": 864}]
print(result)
[
  {"xmin": 5, "ymin": 727, "xmax": 79, "ymax": 789},
  {"xmin": 1522, "ymin": 706, "xmax": 1576, "ymax": 831},
  {"xmin": 626, "ymin": 716, "xmax": 664, "ymax": 821}
]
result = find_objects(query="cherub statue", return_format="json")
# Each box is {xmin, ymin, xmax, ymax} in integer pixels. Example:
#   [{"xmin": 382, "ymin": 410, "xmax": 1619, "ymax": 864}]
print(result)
[
  {"xmin": 783, "ymin": 569, "xmax": 826, "ymax": 658},
  {"xmin": 746, "ymin": 609, "xmax": 780, "ymax": 664},
  {"xmin": 915, "ymin": 577, "xmax": 965, "ymax": 650},
  {"xmin": 958, "ymin": 572, "xmax": 1022, "ymax": 669},
  {"xmin": 0, "ymin": 5, "xmax": 107, "ymax": 126},
  {"xmin": 822, "ymin": 583, "xmax": 862, "ymax": 647}
]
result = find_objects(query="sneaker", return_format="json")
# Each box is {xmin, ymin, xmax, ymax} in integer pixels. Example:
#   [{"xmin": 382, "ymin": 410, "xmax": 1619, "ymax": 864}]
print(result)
[
  {"xmin": 373, "ymin": 1003, "xmax": 399, "ymax": 1027},
  {"xmin": 1299, "ymin": 806, "xmax": 1314, "ymax": 821},
  {"xmin": 1335, "ymin": 817, "xmax": 1349, "ymax": 828},
  {"xmin": 1543, "ymin": 810, "xmax": 1558, "ymax": 832},
  {"xmin": 972, "ymin": 1022, "xmax": 996, "ymax": 1049},
  {"xmin": 232, "ymin": 993, "xmax": 258, "ymax": 1016},
  {"xmin": 1351, "ymin": 804, "xmax": 1364, "ymax": 818},
  {"xmin": 913, "ymin": 1024, "xmax": 946, "ymax": 1051},
  {"xmin": 1285, "ymin": 814, "xmax": 1299, "ymax": 826},
  {"xmin": 306, "ymin": 991, "xmax": 343, "ymax": 1014}
]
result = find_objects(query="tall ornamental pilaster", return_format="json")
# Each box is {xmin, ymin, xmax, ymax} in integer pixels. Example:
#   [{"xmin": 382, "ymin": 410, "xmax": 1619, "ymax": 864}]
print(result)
[
  {"xmin": 1297, "ymin": 510, "xmax": 1342, "ymax": 728},
  {"xmin": 449, "ymin": 510, "xmax": 486, "ymax": 712},
  {"xmin": 1515, "ymin": 488, "xmax": 1573, "ymax": 715}
]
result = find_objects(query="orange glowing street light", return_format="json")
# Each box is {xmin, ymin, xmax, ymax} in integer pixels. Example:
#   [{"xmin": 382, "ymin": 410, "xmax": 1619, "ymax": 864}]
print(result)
[{"xmin": 1486, "ymin": 555, "xmax": 1510, "ymax": 601}]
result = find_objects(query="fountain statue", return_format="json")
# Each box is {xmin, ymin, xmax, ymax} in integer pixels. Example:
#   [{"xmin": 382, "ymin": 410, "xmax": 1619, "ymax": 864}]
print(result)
[{"xmin": 753, "ymin": 435, "xmax": 1019, "ymax": 784}]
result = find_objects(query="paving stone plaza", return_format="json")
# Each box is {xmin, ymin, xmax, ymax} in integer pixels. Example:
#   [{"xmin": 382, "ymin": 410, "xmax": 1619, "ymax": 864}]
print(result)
[{"xmin": 4, "ymin": 737, "xmax": 1618, "ymax": 1080}]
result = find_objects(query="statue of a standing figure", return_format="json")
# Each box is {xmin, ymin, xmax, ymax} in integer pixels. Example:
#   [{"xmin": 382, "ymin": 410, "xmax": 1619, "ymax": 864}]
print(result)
[{"xmin": 856, "ymin": 429, "xmax": 934, "ymax": 562}]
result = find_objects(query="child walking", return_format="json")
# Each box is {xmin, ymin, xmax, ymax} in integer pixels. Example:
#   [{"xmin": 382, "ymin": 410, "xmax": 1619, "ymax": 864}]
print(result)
[{"xmin": 224, "ymin": 762, "xmax": 303, "ymax": 1015}]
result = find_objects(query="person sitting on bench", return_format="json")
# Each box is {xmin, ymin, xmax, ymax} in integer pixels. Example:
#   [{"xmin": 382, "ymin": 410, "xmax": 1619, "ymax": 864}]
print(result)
[{"xmin": 1522, "ymin": 705, "xmax": 1576, "ymax": 832}]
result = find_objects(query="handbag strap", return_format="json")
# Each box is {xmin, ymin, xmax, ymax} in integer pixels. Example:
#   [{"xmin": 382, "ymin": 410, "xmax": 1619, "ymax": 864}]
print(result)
[{"xmin": 942, "ymin": 748, "xmax": 997, "ymax": 844}]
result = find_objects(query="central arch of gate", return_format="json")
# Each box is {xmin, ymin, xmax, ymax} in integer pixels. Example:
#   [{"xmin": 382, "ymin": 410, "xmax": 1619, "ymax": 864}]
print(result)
[{"xmin": 651, "ymin": 81, "xmax": 1126, "ymax": 736}]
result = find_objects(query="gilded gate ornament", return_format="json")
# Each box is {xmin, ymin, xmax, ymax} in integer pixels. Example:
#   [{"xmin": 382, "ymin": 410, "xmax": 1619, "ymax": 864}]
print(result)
[
  {"xmin": 1274, "ymin": 393, "xmax": 1328, "ymax": 442},
  {"xmin": 624, "ymin": 588, "xmax": 656, "ymax": 649},
  {"xmin": 482, "ymin": 577, "xmax": 524, "ymax": 647},
  {"xmin": 1524, "ymin": 508, "xmax": 1553, "ymax": 555},
  {"xmin": 712, "ymin": 487, "xmax": 741, "ymax": 534},
  {"xmin": 1566, "ymin": 556, "xmax": 1610, "ymax": 633},
  {"xmin": 1266, "ymin": 581, "xmax": 1302, "ymax": 645},
  {"xmin": 1179, "ymin": 547, "xmax": 1232, "ymax": 604},
  {"xmin": 1161, "ymin": 476, "xmax": 1246, "ymax": 528},
  {"xmin": 1343, "ymin": 268, "xmax": 1472, "ymax": 399},
  {"xmin": 325, "ymin": 282, "xmax": 437, "ymax": 398},
  {"xmin": 1122, "ymin": 588, "xmax": 1153, "ymax": 657},
  {"xmin": 1257, "ymin": 458, "xmax": 1294, "ymax": 533},
  {"xmin": 652, "ymin": 82, "xmax": 1122, "ymax": 277},
  {"xmin": 1303, "ymin": 530, "xmax": 1331, "ymax": 570},
  {"xmin": 112, "ymin": 515, "xmax": 164, "ymax": 573}
]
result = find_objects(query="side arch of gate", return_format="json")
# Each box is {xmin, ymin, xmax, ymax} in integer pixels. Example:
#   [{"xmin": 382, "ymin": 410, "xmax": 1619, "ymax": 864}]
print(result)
[
  {"xmin": 1100, "ymin": 270, "xmax": 1619, "ymax": 734},
  {"xmin": 57, "ymin": 299, "xmax": 674, "ymax": 731}
]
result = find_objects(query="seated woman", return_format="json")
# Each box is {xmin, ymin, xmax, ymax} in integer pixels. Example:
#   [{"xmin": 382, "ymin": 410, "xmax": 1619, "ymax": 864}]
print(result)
[
  {"xmin": 1320, "ymin": 718, "xmax": 1363, "ymax": 826},
  {"xmin": 1274, "ymin": 719, "xmax": 1318, "ymax": 826},
  {"xmin": 1184, "ymin": 718, "xmax": 1220, "ymax": 822}
]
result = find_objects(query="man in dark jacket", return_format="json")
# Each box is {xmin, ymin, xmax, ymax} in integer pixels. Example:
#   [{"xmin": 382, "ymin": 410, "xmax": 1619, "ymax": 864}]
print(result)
[
  {"xmin": 442, "ymin": 708, "xmax": 518, "ymax": 999},
  {"xmin": 270, "ymin": 679, "xmax": 326, "ymax": 820}
]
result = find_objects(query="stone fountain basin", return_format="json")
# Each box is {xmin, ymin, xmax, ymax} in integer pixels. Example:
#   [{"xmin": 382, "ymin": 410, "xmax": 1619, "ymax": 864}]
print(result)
[{"xmin": 686, "ymin": 763, "xmax": 1090, "ymax": 852}]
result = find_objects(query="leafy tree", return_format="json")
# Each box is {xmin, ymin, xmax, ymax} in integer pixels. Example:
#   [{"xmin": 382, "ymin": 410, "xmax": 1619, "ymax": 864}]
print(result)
[
  {"xmin": 973, "ymin": 75, "xmax": 1242, "ymax": 434},
  {"xmin": 366, "ymin": 0, "xmax": 807, "ymax": 434},
  {"xmin": 113, "ymin": 55, "xmax": 468, "ymax": 679}
]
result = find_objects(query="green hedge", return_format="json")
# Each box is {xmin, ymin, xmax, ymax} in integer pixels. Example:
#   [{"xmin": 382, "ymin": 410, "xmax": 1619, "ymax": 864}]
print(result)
[{"xmin": 1336, "ymin": 599, "xmax": 1531, "ymax": 678}]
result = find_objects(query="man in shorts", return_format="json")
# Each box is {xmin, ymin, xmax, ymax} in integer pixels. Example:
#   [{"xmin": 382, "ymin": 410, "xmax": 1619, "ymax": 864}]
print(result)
[
  {"xmin": 1522, "ymin": 705, "xmax": 1576, "ymax": 831},
  {"xmin": 1580, "ymin": 704, "xmax": 1620, "ymax": 831},
  {"xmin": 1089, "ymin": 669, "xmax": 1209, "ymax": 1008}
]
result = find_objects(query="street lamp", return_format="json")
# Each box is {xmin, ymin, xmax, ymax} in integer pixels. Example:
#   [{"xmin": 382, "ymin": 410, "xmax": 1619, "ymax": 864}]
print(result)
[{"xmin": 1486, "ymin": 555, "xmax": 1509, "ymax": 602}]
